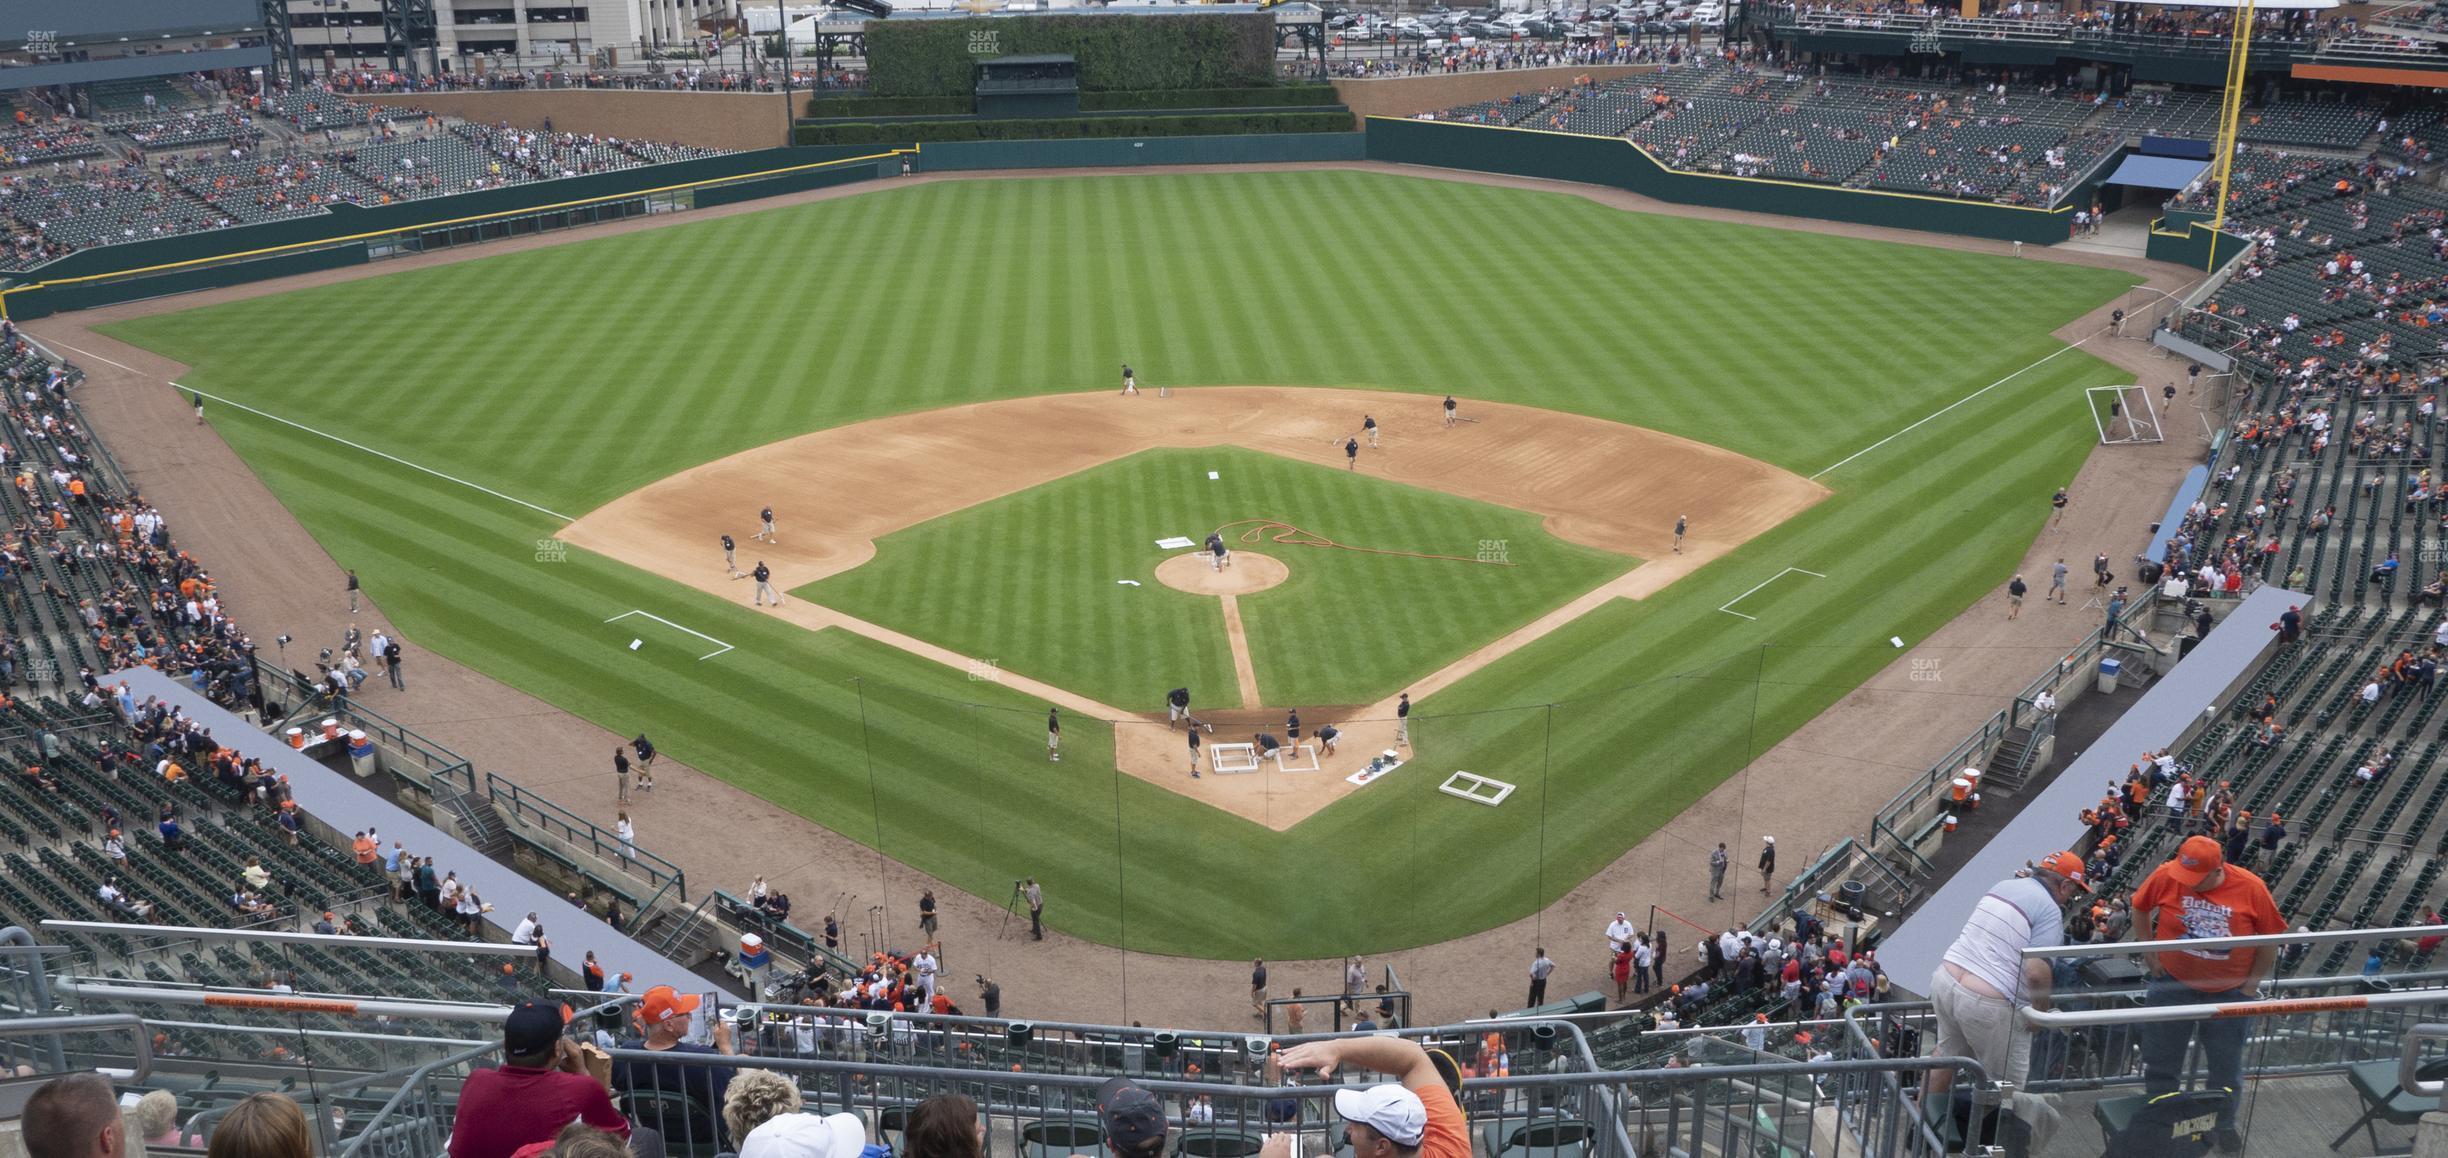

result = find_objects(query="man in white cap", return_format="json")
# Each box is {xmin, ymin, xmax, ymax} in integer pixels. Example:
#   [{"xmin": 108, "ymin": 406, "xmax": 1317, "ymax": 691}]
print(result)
[
  {"xmin": 739, "ymin": 1108, "xmax": 877, "ymax": 1158},
  {"xmin": 1603, "ymin": 912, "xmax": 1636, "ymax": 966},
  {"xmin": 1261, "ymin": 1035, "xmax": 1467, "ymax": 1158}
]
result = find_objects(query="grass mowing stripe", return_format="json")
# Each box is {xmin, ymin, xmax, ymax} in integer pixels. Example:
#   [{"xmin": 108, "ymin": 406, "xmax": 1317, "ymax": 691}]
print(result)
[{"xmin": 109, "ymin": 170, "xmax": 2138, "ymax": 957}]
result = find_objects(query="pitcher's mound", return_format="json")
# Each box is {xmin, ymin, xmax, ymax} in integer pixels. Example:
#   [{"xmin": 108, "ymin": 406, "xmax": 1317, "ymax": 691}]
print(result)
[{"xmin": 1156, "ymin": 551, "xmax": 1288, "ymax": 595}]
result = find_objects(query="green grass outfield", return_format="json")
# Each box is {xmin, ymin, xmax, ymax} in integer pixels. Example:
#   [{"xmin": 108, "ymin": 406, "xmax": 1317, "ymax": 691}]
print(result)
[
  {"xmin": 803, "ymin": 446, "xmax": 1631, "ymax": 709},
  {"xmin": 101, "ymin": 169, "xmax": 2138, "ymax": 958}
]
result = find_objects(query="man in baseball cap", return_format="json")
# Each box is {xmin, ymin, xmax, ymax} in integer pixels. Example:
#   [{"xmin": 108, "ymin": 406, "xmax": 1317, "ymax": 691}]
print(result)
[
  {"xmin": 1263, "ymin": 1035, "xmax": 1466, "ymax": 1158},
  {"xmin": 1923, "ymin": 850, "xmax": 2090, "ymax": 1149},
  {"xmin": 1092, "ymin": 1077, "xmax": 1169, "ymax": 1158},
  {"xmin": 610, "ymin": 985, "xmax": 740, "ymax": 1134},
  {"xmin": 2132, "ymin": 834, "xmax": 2286, "ymax": 1152},
  {"xmin": 447, "ymin": 1002, "xmax": 628, "ymax": 1158}
]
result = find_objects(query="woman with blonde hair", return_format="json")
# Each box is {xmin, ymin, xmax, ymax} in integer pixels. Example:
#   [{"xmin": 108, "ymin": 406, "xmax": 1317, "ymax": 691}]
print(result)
[
  {"xmin": 206, "ymin": 1091, "xmax": 312, "ymax": 1158},
  {"xmin": 722, "ymin": 1068, "xmax": 804, "ymax": 1146},
  {"xmin": 133, "ymin": 1089, "xmax": 183, "ymax": 1148}
]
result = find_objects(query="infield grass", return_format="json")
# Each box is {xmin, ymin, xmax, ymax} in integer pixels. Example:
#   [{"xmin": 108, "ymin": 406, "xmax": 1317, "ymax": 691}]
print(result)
[
  {"xmin": 99, "ymin": 168, "xmax": 2138, "ymax": 958},
  {"xmin": 802, "ymin": 446, "xmax": 1631, "ymax": 708}
]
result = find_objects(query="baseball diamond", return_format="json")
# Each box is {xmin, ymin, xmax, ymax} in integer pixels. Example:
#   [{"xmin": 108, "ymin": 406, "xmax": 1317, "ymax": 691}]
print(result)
[{"xmin": 85, "ymin": 167, "xmax": 2136, "ymax": 959}]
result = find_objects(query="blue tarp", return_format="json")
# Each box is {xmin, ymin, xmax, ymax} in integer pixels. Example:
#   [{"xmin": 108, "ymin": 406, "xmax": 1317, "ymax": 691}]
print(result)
[
  {"xmin": 2107, "ymin": 153, "xmax": 2212, "ymax": 189},
  {"xmin": 2141, "ymin": 136, "xmax": 2215, "ymax": 161},
  {"xmin": 2146, "ymin": 465, "xmax": 2213, "ymax": 563}
]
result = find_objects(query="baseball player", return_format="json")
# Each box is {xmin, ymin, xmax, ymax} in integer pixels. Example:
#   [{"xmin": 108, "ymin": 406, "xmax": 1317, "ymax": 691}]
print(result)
[
  {"xmin": 1188, "ymin": 726, "xmax": 1202, "ymax": 777},
  {"xmin": 1046, "ymin": 707, "xmax": 1061, "ymax": 762},
  {"xmin": 1673, "ymin": 515, "xmax": 1687, "ymax": 554},
  {"xmin": 1396, "ymin": 692, "xmax": 1411, "ymax": 745},
  {"xmin": 1287, "ymin": 709, "xmax": 1302, "ymax": 747},
  {"xmin": 1443, "ymin": 395, "xmax": 1458, "ymax": 427},
  {"xmin": 721, "ymin": 534, "xmax": 742, "ymax": 577},
  {"xmin": 1207, "ymin": 532, "xmax": 1229, "ymax": 572},
  {"xmin": 752, "ymin": 561, "xmax": 780, "ymax": 607},
  {"xmin": 1315, "ymin": 723, "xmax": 1340, "ymax": 755},
  {"xmin": 753, "ymin": 506, "xmax": 776, "ymax": 543},
  {"xmin": 192, "ymin": 391, "xmax": 205, "ymax": 425},
  {"xmin": 1122, "ymin": 365, "xmax": 1138, "ymax": 397},
  {"xmin": 1363, "ymin": 415, "xmax": 1379, "ymax": 447},
  {"xmin": 1168, "ymin": 687, "xmax": 1191, "ymax": 729},
  {"xmin": 1344, "ymin": 437, "xmax": 1359, "ymax": 470}
]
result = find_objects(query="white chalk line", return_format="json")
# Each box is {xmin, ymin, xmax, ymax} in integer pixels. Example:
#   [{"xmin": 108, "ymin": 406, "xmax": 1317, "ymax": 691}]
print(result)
[
  {"xmin": 44, "ymin": 340, "xmax": 573, "ymax": 523},
  {"xmin": 1810, "ymin": 332, "xmax": 2101, "ymax": 481},
  {"xmin": 605, "ymin": 610, "xmax": 735, "ymax": 661},
  {"xmin": 1719, "ymin": 567, "xmax": 1828, "ymax": 620},
  {"xmin": 182, "ymin": 384, "xmax": 574, "ymax": 523}
]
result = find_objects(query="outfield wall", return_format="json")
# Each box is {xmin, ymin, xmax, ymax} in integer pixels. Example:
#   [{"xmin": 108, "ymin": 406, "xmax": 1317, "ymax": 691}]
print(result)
[
  {"xmin": 913, "ymin": 132, "xmax": 1364, "ymax": 171},
  {"xmin": 1364, "ymin": 116, "xmax": 2085, "ymax": 244},
  {"xmin": 2146, "ymin": 209, "xmax": 2258, "ymax": 271}
]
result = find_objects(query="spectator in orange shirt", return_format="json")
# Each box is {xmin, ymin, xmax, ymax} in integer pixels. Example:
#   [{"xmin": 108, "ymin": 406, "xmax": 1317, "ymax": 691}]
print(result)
[
  {"xmin": 2130, "ymin": 834, "xmax": 2286, "ymax": 1151},
  {"xmin": 352, "ymin": 831, "xmax": 378, "ymax": 865},
  {"xmin": 1265, "ymin": 1035, "xmax": 1468, "ymax": 1158}
]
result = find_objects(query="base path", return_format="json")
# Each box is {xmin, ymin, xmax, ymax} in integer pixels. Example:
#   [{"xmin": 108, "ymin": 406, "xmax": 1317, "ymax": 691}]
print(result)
[{"xmin": 561, "ymin": 386, "xmax": 1827, "ymax": 828}]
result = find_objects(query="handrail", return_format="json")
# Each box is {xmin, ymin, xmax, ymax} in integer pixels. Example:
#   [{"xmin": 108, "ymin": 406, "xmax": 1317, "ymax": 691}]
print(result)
[
  {"xmin": 652, "ymin": 889, "xmax": 718, "ymax": 960},
  {"xmin": 0, "ymin": 1013, "xmax": 152, "ymax": 1081},
  {"xmin": 53, "ymin": 977, "xmax": 514, "ymax": 1022},
  {"xmin": 2020, "ymin": 982, "xmax": 2448, "ymax": 1028},
  {"xmin": 484, "ymin": 771, "xmax": 687, "ymax": 897},
  {"xmin": 2021, "ymin": 922, "xmax": 2443, "ymax": 958},
  {"xmin": 335, "ymin": 1039, "xmax": 501, "ymax": 1158},
  {"xmin": 38, "ymin": 919, "xmax": 542, "ymax": 956}
]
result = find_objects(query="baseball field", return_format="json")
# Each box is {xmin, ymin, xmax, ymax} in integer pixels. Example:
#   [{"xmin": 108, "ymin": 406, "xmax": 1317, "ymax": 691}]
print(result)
[{"xmin": 97, "ymin": 167, "xmax": 2138, "ymax": 958}]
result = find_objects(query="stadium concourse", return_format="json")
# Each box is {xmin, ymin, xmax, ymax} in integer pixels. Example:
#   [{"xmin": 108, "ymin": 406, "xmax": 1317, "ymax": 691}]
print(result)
[{"xmin": 28, "ymin": 157, "xmax": 2199, "ymax": 1032}]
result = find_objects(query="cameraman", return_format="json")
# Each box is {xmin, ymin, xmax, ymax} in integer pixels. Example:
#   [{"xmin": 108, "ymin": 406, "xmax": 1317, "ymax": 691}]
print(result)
[
  {"xmin": 1022, "ymin": 878, "xmax": 1043, "ymax": 940},
  {"xmin": 977, "ymin": 975, "xmax": 1002, "ymax": 1019}
]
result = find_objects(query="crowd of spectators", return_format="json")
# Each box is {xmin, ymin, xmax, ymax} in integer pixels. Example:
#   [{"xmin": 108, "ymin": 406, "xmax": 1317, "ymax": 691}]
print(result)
[{"xmin": 0, "ymin": 77, "xmax": 730, "ymax": 272}]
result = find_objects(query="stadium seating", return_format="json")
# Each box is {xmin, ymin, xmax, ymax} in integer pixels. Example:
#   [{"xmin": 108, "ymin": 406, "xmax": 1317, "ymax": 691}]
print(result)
[
  {"xmin": 1417, "ymin": 63, "xmax": 2411, "ymax": 212},
  {"xmin": 0, "ymin": 74, "xmax": 735, "ymax": 272}
]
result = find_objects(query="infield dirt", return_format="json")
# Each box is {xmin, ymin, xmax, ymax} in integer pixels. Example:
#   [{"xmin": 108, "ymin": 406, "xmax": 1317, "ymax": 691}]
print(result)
[{"xmin": 558, "ymin": 385, "xmax": 1827, "ymax": 828}]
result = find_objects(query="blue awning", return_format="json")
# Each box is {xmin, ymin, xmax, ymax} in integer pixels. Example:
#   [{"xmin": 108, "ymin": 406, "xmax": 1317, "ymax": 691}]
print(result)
[{"xmin": 2106, "ymin": 154, "xmax": 2212, "ymax": 189}]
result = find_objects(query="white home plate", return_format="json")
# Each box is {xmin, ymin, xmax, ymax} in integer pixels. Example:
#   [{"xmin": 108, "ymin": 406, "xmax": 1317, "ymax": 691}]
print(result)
[
  {"xmin": 1155, "ymin": 536, "xmax": 1196, "ymax": 550},
  {"xmin": 629, "ymin": 640, "xmax": 643, "ymax": 651}
]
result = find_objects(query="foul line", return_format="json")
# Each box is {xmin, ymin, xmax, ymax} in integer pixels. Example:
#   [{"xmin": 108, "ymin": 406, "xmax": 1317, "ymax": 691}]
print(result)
[
  {"xmin": 182, "ymin": 384, "xmax": 574, "ymax": 523},
  {"xmin": 605, "ymin": 610, "xmax": 734, "ymax": 661},
  {"xmin": 1810, "ymin": 332, "xmax": 2100, "ymax": 481},
  {"xmin": 40, "ymin": 341, "xmax": 573, "ymax": 523},
  {"xmin": 1720, "ymin": 567, "xmax": 1828, "ymax": 621}
]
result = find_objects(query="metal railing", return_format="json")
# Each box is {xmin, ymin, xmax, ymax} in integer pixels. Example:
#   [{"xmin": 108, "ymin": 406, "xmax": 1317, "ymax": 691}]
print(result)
[
  {"xmin": 484, "ymin": 770, "xmax": 686, "ymax": 904},
  {"xmin": 250, "ymin": 655, "xmax": 478, "ymax": 795},
  {"xmin": 1760, "ymin": 588, "xmax": 2163, "ymax": 936}
]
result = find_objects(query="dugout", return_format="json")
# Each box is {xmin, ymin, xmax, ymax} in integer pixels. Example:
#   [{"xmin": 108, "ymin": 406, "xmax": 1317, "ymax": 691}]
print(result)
[{"xmin": 976, "ymin": 55, "xmax": 1080, "ymax": 119}]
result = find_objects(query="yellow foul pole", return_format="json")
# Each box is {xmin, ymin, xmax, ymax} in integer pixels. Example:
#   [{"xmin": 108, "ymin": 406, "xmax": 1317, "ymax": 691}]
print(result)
[{"xmin": 2203, "ymin": 0, "xmax": 2259, "ymax": 270}]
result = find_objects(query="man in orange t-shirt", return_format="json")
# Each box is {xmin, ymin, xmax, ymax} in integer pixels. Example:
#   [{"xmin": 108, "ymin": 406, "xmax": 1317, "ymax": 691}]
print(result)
[
  {"xmin": 2130, "ymin": 834, "xmax": 2286, "ymax": 1150},
  {"xmin": 1262, "ymin": 1035, "xmax": 1468, "ymax": 1158}
]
